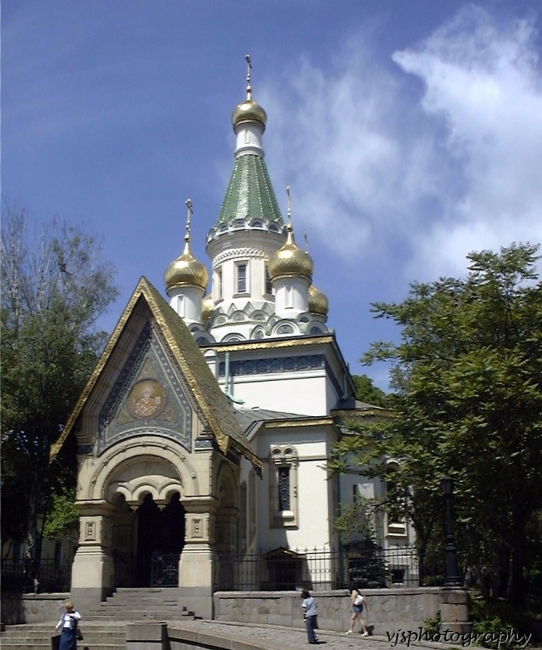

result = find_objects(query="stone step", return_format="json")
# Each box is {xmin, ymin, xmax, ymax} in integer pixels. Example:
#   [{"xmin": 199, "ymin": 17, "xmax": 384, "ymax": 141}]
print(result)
[
  {"xmin": 1, "ymin": 644, "xmax": 124, "ymax": 650},
  {"xmin": 1, "ymin": 623, "xmax": 126, "ymax": 650}
]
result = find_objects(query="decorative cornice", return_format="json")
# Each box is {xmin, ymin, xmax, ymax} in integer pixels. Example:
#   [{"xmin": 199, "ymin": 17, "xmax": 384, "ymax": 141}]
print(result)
[
  {"xmin": 263, "ymin": 418, "xmax": 335, "ymax": 429},
  {"xmin": 213, "ymin": 247, "xmax": 267, "ymax": 267},
  {"xmin": 201, "ymin": 333, "xmax": 335, "ymax": 354}
]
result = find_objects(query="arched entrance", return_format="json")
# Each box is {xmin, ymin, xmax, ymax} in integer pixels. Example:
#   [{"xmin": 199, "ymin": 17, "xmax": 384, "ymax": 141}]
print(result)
[{"xmin": 112, "ymin": 491, "xmax": 186, "ymax": 587}]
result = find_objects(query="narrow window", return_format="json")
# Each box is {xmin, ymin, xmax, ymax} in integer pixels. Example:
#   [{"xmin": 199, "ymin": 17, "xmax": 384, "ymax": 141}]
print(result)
[
  {"xmin": 286, "ymin": 285, "xmax": 293, "ymax": 308},
  {"xmin": 217, "ymin": 267, "xmax": 223, "ymax": 300},
  {"xmin": 54, "ymin": 541, "xmax": 62, "ymax": 569},
  {"xmin": 278, "ymin": 466, "xmax": 290, "ymax": 511},
  {"xmin": 238, "ymin": 263, "xmax": 247, "ymax": 293},
  {"xmin": 265, "ymin": 266, "xmax": 273, "ymax": 294}
]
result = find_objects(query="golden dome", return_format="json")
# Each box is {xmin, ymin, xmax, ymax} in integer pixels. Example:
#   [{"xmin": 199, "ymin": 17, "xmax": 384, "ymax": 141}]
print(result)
[
  {"xmin": 232, "ymin": 98, "xmax": 267, "ymax": 129},
  {"xmin": 268, "ymin": 226, "xmax": 313, "ymax": 281},
  {"xmin": 201, "ymin": 293, "xmax": 214, "ymax": 322},
  {"xmin": 165, "ymin": 239, "xmax": 209, "ymax": 292},
  {"xmin": 308, "ymin": 284, "xmax": 329, "ymax": 316}
]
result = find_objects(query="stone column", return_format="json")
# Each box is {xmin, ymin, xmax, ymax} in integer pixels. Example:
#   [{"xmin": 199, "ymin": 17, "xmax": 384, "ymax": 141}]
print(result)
[
  {"xmin": 71, "ymin": 500, "xmax": 115, "ymax": 611},
  {"xmin": 178, "ymin": 497, "xmax": 217, "ymax": 619},
  {"xmin": 439, "ymin": 587, "xmax": 472, "ymax": 635}
]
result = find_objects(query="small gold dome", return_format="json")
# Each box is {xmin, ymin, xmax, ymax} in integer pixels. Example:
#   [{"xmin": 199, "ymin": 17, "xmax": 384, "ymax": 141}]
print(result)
[
  {"xmin": 308, "ymin": 284, "xmax": 329, "ymax": 316},
  {"xmin": 165, "ymin": 240, "xmax": 209, "ymax": 292},
  {"xmin": 268, "ymin": 226, "xmax": 313, "ymax": 281},
  {"xmin": 232, "ymin": 99, "xmax": 267, "ymax": 130},
  {"xmin": 201, "ymin": 293, "xmax": 214, "ymax": 322}
]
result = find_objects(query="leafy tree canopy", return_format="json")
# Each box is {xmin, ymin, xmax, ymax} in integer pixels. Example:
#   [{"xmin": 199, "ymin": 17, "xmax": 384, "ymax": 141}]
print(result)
[
  {"xmin": 1, "ymin": 203, "xmax": 118, "ymax": 563},
  {"xmin": 352, "ymin": 374, "xmax": 388, "ymax": 407},
  {"xmin": 332, "ymin": 243, "xmax": 542, "ymax": 603}
]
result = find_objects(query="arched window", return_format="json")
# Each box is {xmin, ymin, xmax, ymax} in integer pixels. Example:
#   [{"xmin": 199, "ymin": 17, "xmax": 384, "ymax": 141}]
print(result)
[{"xmin": 269, "ymin": 446, "xmax": 298, "ymax": 528}]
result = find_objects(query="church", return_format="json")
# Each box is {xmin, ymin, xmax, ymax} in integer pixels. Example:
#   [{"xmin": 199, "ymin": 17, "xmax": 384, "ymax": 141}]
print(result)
[{"xmin": 51, "ymin": 57, "xmax": 414, "ymax": 618}]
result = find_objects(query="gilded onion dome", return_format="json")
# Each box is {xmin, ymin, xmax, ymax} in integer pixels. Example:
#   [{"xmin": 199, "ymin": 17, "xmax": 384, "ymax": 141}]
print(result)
[
  {"xmin": 268, "ymin": 224, "xmax": 314, "ymax": 281},
  {"xmin": 308, "ymin": 284, "xmax": 329, "ymax": 316},
  {"xmin": 232, "ymin": 54, "xmax": 267, "ymax": 130},
  {"xmin": 165, "ymin": 238, "xmax": 209, "ymax": 292},
  {"xmin": 165, "ymin": 199, "xmax": 209, "ymax": 292},
  {"xmin": 201, "ymin": 293, "xmax": 214, "ymax": 322},
  {"xmin": 232, "ymin": 99, "xmax": 267, "ymax": 130}
]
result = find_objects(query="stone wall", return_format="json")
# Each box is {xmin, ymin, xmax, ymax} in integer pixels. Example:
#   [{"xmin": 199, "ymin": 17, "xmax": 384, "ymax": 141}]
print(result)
[
  {"xmin": 213, "ymin": 588, "xmax": 442, "ymax": 635},
  {"xmin": 1, "ymin": 593, "xmax": 68, "ymax": 625}
]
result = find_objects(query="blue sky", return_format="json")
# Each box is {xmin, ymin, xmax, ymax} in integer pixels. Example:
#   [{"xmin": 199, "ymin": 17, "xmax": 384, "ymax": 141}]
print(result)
[{"xmin": 3, "ymin": 0, "xmax": 542, "ymax": 390}]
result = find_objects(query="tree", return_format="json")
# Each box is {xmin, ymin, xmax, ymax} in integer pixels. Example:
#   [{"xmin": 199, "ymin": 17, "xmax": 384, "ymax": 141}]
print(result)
[
  {"xmin": 352, "ymin": 374, "xmax": 388, "ymax": 407},
  {"xmin": 333, "ymin": 243, "xmax": 542, "ymax": 603},
  {"xmin": 1, "ymin": 203, "xmax": 118, "ymax": 567}
]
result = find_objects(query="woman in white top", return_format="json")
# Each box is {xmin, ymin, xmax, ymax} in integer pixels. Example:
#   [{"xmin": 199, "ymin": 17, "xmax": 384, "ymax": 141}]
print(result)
[
  {"xmin": 346, "ymin": 587, "xmax": 369, "ymax": 635},
  {"xmin": 301, "ymin": 589, "xmax": 318, "ymax": 644},
  {"xmin": 55, "ymin": 600, "xmax": 81, "ymax": 650}
]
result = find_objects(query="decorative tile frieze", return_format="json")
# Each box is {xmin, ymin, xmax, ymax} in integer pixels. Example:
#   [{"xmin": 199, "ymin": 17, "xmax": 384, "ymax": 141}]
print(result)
[{"xmin": 218, "ymin": 354, "xmax": 325, "ymax": 377}]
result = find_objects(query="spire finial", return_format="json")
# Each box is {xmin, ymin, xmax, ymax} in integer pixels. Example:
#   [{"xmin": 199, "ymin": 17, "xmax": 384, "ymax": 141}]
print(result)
[
  {"xmin": 286, "ymin": 184, "xmax": 292, "ymax": 230},
  {"xmin": 245, "ymin": 54, "xmax": 252, "ymax": 100},
  {"xmin": 184, "ymin": 198, "xmax": 193, "ymax": 243},
  {"xmin": 304, "ymin": 230, "xmax": 309, "ymax": 253}
]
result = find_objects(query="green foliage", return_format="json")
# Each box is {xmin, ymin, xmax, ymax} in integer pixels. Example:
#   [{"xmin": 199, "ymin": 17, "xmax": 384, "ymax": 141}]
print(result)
[
  {"xmin": 1, "ymin": 203, "xmax": 118, "ymax": 564},
  {"xmin": 334, "ymin": 243, "xmax": 542, "ymax": 602},
  {"xmin": 469, "ymin": 598, "xmax": 540, "ymax": 648},
  {"xmin": 352, "ymin": 374, "xmax": 388, "ymax": 407},
  {"xmin": 423, "ymin": 610, "xmax": 440, "ymax": 637},
  {"xmin": 43, "ymin": 490, "xmax": 79, "ymax": 540}
]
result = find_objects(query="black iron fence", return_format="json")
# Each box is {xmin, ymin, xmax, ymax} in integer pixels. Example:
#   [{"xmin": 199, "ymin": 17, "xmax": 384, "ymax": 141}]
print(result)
[
  {"xmin": 215, "ymin": 545, "xmax": 444, "ymax": 592},
  {"xmin": 1, "ymin": 559, "xmax": 72, "ymax": 593}
]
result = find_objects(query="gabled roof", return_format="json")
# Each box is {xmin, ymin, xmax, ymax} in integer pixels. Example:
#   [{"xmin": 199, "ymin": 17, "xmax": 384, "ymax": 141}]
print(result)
[
  {"xmin": 50, "ymin": 277, "xmax": 262, "ymax": 470},
  {"xmin": 215, "ymin": 153, "xmax": 283, "ymax": 226}
]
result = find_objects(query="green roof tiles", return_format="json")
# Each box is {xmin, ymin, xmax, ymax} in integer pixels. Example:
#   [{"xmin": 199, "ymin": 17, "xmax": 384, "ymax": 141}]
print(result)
[{"xmin": 216, "ymin": 154, "xmax": 283, "ymax": 226}]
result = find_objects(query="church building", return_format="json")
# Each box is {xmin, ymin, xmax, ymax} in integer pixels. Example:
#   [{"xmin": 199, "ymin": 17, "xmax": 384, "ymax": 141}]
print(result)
[{"xmin": 51, "ymin": 57, "xmax": 413, "ymax": 618}]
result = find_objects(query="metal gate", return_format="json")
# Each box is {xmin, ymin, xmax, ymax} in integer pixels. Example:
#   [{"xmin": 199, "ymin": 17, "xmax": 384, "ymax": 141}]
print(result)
[{"xmin": 151, "ymin": 552, "xmax": 179, "ymax": 587}]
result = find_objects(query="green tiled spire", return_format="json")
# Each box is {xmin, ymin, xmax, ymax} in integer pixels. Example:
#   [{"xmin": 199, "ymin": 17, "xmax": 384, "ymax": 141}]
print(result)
[{"xmin": 215, "ymin": 154, "xmax": 283, "ymax": 226}]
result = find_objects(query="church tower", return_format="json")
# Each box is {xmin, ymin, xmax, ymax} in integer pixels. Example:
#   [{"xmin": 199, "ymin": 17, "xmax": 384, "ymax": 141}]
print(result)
[{"xmin": 193, "ymin": 55, "xmax": 328, "ymax": 343}]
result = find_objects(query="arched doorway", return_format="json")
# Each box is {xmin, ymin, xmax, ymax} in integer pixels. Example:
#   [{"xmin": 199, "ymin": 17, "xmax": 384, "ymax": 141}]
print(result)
[
  {"xmin": 112, "ymin": 492, "xmax": 185, "ymax": 587},
  {"xmin": 137, "ymin": 492, "xmax": 185, "ymax": 586}
]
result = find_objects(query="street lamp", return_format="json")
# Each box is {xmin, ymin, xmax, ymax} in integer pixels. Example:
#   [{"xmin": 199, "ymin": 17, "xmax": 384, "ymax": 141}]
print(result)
[{"xmin": 441, "ymin": 476, "xmax": 461, "ymax": 587}]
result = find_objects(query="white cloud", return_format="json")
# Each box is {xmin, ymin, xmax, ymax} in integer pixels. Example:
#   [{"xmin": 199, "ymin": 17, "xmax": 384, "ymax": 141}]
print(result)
[
  {"xmin": 259, "ymin": 6, "xmax": 542, "ymax": 284},
  {"xmin": 394, "ymin": 5, "xmax": 542, "ymax": 279},
  {"xmin": 259, "ymin": 46, "xmax": 446, "ymax": 264}
]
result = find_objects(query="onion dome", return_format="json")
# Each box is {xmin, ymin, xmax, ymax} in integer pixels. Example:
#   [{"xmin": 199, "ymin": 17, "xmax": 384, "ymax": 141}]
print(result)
[
  {"xmin": 232, "ymin": 99, "xmax": 267, "ymax": 130},
  {"xmin": 165, "ymin": 238, "xmax": 209, "ymax": 292},
  {"xmin": 201, "ymin": 293, "xmax": 214, "ymax": 322},
  {"xmin": 308, "ymin": 284, "xmax": 329, "ymax": 316},
  {"xmin": 268, "ymin": 224, "xmax": 314, "ymax": 281},
  {"xmin": 232, "ymin": 54, "xmax": 267, "ymax": 130}
]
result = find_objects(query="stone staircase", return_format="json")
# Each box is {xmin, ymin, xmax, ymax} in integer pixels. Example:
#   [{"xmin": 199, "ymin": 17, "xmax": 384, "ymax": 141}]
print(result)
[
  {"xmin": 0, "ymin": 588, "xmax": 195, "ymax": 650},
  {"xmin": 87, "ymin": 586, "xmax": 186, "ymax": 621},
  {"xmin": 0, "ymin": 622, "xmax": 126, "ymax": 650}
]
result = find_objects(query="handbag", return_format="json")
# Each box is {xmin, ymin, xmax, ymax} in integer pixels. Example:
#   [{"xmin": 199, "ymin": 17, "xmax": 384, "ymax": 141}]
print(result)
[{"xmin": 76, "ymin": 628, "xmax": 84, "ymax": 641}]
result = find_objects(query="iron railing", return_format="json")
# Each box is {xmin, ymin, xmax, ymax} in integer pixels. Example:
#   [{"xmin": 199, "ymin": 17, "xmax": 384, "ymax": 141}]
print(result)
[
  {"xmin": 1, "ymin": 559, "xmax": 72, "ymax": 593},
  {"xmin": 215, "ymin": 545, "xmax": 444, "ymax": 592}
]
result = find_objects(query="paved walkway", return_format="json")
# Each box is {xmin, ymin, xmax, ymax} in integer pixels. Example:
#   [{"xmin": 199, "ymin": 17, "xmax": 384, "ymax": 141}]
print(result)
[{"xmin": 174, "ymin": 619, "xmax": 462, "ymax": 650}]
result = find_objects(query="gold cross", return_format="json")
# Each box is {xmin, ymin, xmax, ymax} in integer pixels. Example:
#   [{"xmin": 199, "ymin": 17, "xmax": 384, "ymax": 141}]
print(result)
[
  {"xmin": 286, "ymin": 185, "xmax": 292, "ymax": 226},
  {"xmin": 245, "ymin": 54, "xmax": 252, "ymax": 99},
  {"xmin": 185, "ymin": 198, "xmax": 193, "ymax": 241}
]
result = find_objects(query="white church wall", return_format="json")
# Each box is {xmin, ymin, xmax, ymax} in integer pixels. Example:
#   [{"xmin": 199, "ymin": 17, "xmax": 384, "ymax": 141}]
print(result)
[
  {"xmin": 224, "ymin": 372, "xmax": 329, "ymax": 416},
  {"xmin": 254, "ymin": 426, "xmax": 335, "ymax": 552}
]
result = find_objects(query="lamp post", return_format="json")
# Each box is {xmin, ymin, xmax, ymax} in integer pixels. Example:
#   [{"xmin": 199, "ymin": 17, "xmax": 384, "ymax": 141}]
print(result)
[{"xmin": 441, "ymin": 476, "xmax": 461, "ymax": 587}]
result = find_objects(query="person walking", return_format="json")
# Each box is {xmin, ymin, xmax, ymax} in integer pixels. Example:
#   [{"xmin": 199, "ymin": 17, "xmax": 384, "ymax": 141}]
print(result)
[
  {"xmin": 301, "ymin": 589, "xmax": 318, "ymax": 644},
  {"xmin": 55, "ymin": 600, "xmax": 81, "ymax": 650},
  {"xmin": 346, "ymin": 586, "xmax": 369, "ymax": 636}
]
